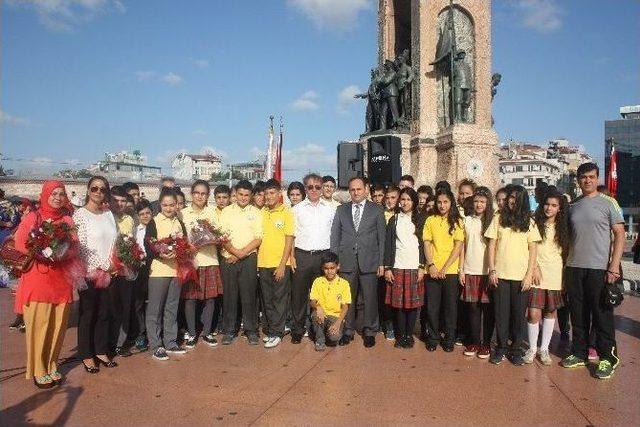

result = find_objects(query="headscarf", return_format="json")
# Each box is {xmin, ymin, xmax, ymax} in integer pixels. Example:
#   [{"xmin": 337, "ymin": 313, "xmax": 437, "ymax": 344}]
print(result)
[{"xmin": 38, "ymin": 180, "xmax": 68, "ymax": 221}]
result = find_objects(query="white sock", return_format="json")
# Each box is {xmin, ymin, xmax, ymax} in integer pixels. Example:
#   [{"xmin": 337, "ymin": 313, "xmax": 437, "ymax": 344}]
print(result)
[
  {"xmin": 527, "ymin": 322, "xmax": 539, "ymax": 352},
  {"xmin": 540, "ymin": 318, "xmax": 556, "ymax": 352}
]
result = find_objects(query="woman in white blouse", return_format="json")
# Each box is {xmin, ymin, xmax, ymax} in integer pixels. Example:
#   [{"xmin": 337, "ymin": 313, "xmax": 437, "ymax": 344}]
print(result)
[{"xmin": 73, "ymin": 176, "xmax": 118, "ymax": 373}]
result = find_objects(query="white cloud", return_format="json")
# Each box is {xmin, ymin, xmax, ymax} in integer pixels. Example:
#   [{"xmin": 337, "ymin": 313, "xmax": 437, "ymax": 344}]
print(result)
[
  {"xmin": 134, "ymin": 70, "xmax": 156, "ymax": 82},
  {"xmin": 31, "ymin": 157, "xmax": 54, "ymax": 164},
  {"xmin": 161, "ymin": 72, "xmax": 183, "ymax": 85},
  {"xmin": 7, "ymin": 0, "xmax": 126, "ymax": 32},
  {"xmin": 192, "ymin": 58, "xmax": 210, "ymax": 69},
  {"xmin": 0, "ymin": 109, "xmax": 32, "ymax": 126},
  {"xmin": 337, "ymin": 84, "xmax": 361, "ymax": 114},
  {"xmin": 511, "ymin": 0, "xmax": 562, "ymax": 33},
  {"xmin": 282, "ymin": 143, "xmax": 335, "ymax": 174},
  {"xmin": 290, "ymin": 90, "xmax": 320, "ymax": 112},
  {"xmin": 287, "ymin": 0, "xmax": 372, "ymax": 31}
]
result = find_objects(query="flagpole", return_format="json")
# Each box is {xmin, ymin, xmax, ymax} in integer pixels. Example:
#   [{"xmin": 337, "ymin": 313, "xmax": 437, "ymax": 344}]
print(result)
[{"xmin": 266, "ymin": 116, "xmax": 274, "ymax": 179}]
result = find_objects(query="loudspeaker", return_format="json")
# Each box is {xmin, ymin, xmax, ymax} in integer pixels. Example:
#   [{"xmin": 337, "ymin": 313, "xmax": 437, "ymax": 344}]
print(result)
[
  {"xmin": 367, "ymin": 136, "xmax": 401, "ymax": 186},
  {"xmin": 337, "ymin": 142, "xmax": 364, "ymax": 188}
]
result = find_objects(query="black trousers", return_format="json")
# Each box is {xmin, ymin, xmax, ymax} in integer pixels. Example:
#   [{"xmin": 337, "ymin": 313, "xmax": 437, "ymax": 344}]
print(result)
[
  {"xmin": 129, "ymin": 267, "xmax": 149, "ymax": 341},
  {"xmin": 220, "ymin": 254, "xmax": 258, "ymax": 336},
  {"xmin": 78, "ymin": 281, "xmax": 111, "ymax": 359},
  {"xmin": 343, "ymin": 268, "xmax": 379, "ymax": 337},
  {"xmin": 291, "ymin": 249, "xmax": 325, "ymax": 336},
  {"xmin": 425, "ymin": 274, "xmax": 458, "ymax": 345},
  {"xmin": 260, "ymin": 267, "xmax": 291, "ymax": 338},
  {"xmin": 109, "ymin": 276, "xmax": 134, "ymax": 348},
  {"xmin": 565, "ymin": 267, "xmax": 618, "ymax": 363},
  {"xmin": 378, "ymin": 277, "xmax": 394, "ymax": 333},
  {"xmin": 466, "ymin": 302, "xmax": 494, "ymax": 346},
  {"xmin": 557, "ymin": 304, "xmax": 570, "ymax": 335},
  {"xmin": 395, "ymin": 308, "xmax": 418, "ymax": 339},
  {"xmin": 494, "ymin": 279, "xmax": 527, "ymax": 355}
]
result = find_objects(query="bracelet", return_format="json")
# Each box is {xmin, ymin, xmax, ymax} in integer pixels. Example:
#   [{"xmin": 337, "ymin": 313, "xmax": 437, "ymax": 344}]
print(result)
[{"xmin": 427, "ymin": 262, "xmax": 435, "ymax": 268}]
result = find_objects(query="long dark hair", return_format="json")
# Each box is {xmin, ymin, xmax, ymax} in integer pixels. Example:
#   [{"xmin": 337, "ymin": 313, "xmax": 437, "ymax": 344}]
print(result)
[
  {"xmin": 472, "ymin": 186, "xmax": 494, "ymax": 236},
  {"xmin": 397, "ymin": 187, "xmax": 422, "ymax": 237},
  {"xmin": 534, "ymin": 190, "xmax": 570, "ymax": 260},
  {"xmin": 430, "ymin": 189, "xmax": 461, "ymax": 235},
  {"xmin": 499, "ymin": 185, "xmax": 531, "ymax": 232}
]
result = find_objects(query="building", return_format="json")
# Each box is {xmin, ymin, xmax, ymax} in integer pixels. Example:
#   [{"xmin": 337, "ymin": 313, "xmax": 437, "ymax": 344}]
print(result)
[
  {"xmin": 605, "ymin": 105, "xmax": 640, "ymax": 209},
  {"xmin": 172, "ymin": 153, "xmax": 222, "ymax": 181},
  {"xmin": 231, "ymin": 159, "xmax": 265, "ymax": 181},
  {"xmin": 89, "ymin": 150, "xmax": 162, "ymax": 181}
]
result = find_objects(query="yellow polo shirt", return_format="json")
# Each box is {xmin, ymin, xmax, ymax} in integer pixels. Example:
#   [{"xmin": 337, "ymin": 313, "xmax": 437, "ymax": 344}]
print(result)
[
  {"xmin": 213, "ymin": 207, "xmax": 224, "ymax": 224},
  {"xmin": 181, "ymin": 205, "xmax": 219, "ymax": 268},
  {"xmin": 484, "ymin": 215, "xmax": 542, "ymax": 281},
  {"xmin": 219, "ymin": 203, "xmax": 263, "ymax": 259},
  {"xmin": 310, "ymin": 276, "xmax": 352, "ymax": 317},
  {"xmin": 422, "ymin": 215, "xmax": 464, "ymax": 274},
  {"xmin": 536, "ymin": 224, "xmax": 563, "ymax": 291},
  {"xmin": 257, "ymin": 204, "xmax": 294, "ymax": 268},
  {"xmin": 149, "ymin": 213, "xmax": 184, "ymax": 278},
  {"xmin": 116, "ymin": 214, "xmax": 135, "ymax": 236},
  {"xmin": 384, "ymin": 209, "xmax": 395, "ymax": 224}
]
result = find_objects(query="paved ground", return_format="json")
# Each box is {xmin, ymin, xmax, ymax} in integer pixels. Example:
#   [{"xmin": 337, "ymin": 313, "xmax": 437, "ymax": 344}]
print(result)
[{"xmin": 1, "ymin": 287, "xmax": 640, "ymax": 426}]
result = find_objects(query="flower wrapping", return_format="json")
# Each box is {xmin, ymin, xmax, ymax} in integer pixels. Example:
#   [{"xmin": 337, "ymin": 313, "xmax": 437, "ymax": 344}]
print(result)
[
  {"xmin": 190, "ymin": 219, "xmax": 230, "ymax": 248},
  {"xmin": 148, "ymin": 233, "xmax": 197, "ymax": 285},
  {"xmin": 87, "ymin": 268, "xmax": 112, "ymax": 289},
  {"xmin": 112, "ymin": 234, "xmax": 146, "ymax": 280},
  {"xmin": 26, "ymin": 219, "xmax": 75, "ymax": 264},
  {"xmin": 61, "ymin": 256, "xmax": 88, "ymax": 292}
]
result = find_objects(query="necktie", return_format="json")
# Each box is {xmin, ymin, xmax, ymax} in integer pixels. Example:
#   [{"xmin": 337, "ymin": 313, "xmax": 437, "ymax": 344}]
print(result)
[{"xmin": 353, "ymin": 203, "xmax": 361, "ymax": 231}]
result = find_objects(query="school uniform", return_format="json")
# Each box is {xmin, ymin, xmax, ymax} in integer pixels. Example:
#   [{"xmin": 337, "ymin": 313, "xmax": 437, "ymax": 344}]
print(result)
[{"xmin": 529, "ymin": 224, "xmax": 564, "ymax": 311}]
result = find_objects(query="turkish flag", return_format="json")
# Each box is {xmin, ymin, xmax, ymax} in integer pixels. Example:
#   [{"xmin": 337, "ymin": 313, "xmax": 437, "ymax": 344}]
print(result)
[{"xmin": 607, "ymin": 143, "xmax": 618, "ymax": 198}]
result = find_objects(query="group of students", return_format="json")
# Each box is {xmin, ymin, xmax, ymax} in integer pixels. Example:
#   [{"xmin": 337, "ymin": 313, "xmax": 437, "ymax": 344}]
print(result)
[{"xmin": 9, "ymin": 160, "xmax": 625, "ymax": 389}]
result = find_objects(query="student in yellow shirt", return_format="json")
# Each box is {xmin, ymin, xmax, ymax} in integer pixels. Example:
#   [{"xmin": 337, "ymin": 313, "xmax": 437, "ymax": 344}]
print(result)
[
  {"xmin": 310, "ymin": 252, "xmax": 351, "ymax": 351},
  {"xmin": 258, "ymin": 179, "xmax": 294, "ymax": 349},
  {"xmin": 523, "ymin": 190, "xmax": 569, "ymax": 366},
  {"xmin": 212, "ymin": 184, "xmax": 231, "ymax": 334},
  {"xmin": 423, "ymin": 189, "xmax": 464, "ymax": 352},
  {"xmin": 485, "ymin": 185, "xmax": 541, "ymax": 366}
]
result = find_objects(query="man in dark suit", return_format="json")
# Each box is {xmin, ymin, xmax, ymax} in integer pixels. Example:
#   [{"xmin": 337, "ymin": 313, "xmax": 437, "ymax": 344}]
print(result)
[{"xmin": 330, "ymin": 176, "xmax": 386, "ymax": 347}]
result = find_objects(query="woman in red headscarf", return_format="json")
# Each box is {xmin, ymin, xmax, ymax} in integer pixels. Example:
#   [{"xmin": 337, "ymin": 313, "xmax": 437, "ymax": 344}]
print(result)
[{"xmin": 14, "ymin": 180, "xmax": 78, "ymax": 389}]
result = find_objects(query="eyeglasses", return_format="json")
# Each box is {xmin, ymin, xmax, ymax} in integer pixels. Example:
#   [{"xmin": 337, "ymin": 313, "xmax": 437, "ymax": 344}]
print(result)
[
  {"xmin": 306, "ymin": 185, "xmax": 321, "ymax": 191},
  {"xmin": 90, "ymin": 186, "xmax": 107, "ymax": 194}
]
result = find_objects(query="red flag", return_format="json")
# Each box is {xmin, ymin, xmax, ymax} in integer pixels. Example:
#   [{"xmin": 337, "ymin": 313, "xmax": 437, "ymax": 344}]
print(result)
[
  {"xmin": 274, "ymin": 126, "xmax": 283, "ymax": 182},
  {"xmin": 607, "ymin": 142, "xmax": 618, "ymax": 198}
]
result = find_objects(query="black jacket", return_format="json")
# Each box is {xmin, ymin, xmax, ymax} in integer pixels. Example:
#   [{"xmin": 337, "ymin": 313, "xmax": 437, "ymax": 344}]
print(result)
[
  {"xmin": 143, "ymin": 217, "xmax": 187, "ymax": 265},
  {"xmin": 384, "ymin": 212, "xmax": 426, "ymax": 270}
]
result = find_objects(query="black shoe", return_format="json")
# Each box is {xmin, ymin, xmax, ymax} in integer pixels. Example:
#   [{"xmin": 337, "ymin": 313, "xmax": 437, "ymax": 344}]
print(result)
[
  {"xmin": 394, "ymin": 338, "xmax": 404, "ymax": 349},
  {"xmin": 82, "ymin": 361, "xmax": 100, "ymax": 374},
  {"xmin": 8, "ymin": 316, "xmax": 23, "ymax": 331},
  {"xmin": 405, "ymin": 337, "xmax": 415, "ymax": 349},
  {"xmin": 326, "ymin": 340, "xmax": 338, "ymax": 347},
  {"xmin": 338, "ymin": 335, "xmax": 353, "ymax": 346},
  {"xmin": 490, "ymin": 351, "xmax": 506, "ymax": 365},
  {"xmin": 95, "ymin": 357, "xmax": 118, "ymax": 368},
  {"xmin": 442, "ymin": 343, "xmax": 455, "ymax": 352},
  {"xmin": 291, "ymin": 334, "xmax": 302, "ymax": 344},
  {"xmin": 426, "ymin": 342, "xmax": 438, "ymax": 352},
  {"xmin": 363, "ymin": 336, "xmax": 376, "ymax": 348},
  {"xmin": 115, "ymin": 346, "xmax": 132, "ymax": 357},
  {"xmin": 510, "ymin": 353, "xmax": 525, "ymax": 366}
]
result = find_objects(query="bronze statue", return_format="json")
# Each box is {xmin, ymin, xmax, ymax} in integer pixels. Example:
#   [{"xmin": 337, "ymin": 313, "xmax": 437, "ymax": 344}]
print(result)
[
  {"xmin": 379, "ymin": 60, "xmax": 400, "ymax": 130},
  {"xmin": 453, "ymin": 50, "xmax": 472, "ymax": 122},
  {"xmin": 355, "ymin": 68, "xmax": 382, "ymax": 132},
  {"xmin": 394, "ymin": 49, "xmax": 414, "ymax": 121},
  {"xmin": 491, "ymin": 73, "xmax": 502, "ymax": 100}
]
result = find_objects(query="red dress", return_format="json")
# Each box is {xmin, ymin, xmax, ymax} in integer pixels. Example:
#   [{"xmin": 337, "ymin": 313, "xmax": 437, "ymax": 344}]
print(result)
[{"xmin": 13, "ymin": 212, "xmax": 77, "ymax": 309}]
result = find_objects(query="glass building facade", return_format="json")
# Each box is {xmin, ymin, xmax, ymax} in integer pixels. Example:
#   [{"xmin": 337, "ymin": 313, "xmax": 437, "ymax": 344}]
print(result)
[{"xmin": 605, "ymin": 107, "xmax": 640, "ymax": 208}]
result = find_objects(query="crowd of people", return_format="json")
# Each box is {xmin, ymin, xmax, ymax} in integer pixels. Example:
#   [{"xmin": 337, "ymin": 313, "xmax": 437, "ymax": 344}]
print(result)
[{"xmin": 0, "ymin": 161, "xmax": 627, "ymax": 390}]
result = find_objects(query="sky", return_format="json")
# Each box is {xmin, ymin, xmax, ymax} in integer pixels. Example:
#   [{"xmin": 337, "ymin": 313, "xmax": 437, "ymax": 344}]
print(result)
[{"xmin": 1, "ymin": 0, "xmax": 639, "ymax": 181}]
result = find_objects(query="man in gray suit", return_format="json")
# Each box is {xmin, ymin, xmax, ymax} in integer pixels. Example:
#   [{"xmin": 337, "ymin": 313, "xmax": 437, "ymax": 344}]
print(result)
[{"xmin": 330, "ymin": 176, "xmax": 386, "ymax": 347}]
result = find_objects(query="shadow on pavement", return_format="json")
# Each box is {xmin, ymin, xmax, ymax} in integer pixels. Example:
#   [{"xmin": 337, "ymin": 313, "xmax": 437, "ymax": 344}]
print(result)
[{"xmin": 0, "ymin": 385, "xmax": 83, "ymax": 427}]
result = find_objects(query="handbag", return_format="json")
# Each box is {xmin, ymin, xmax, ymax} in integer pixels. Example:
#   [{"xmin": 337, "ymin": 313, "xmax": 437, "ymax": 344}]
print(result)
[{"xmin": 0, "ymin": 236, "xmax": 33, "ymax": 277}]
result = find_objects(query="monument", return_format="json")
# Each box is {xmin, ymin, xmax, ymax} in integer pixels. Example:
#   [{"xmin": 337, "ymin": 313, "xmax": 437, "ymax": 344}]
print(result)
[{"xmin": 355, "ymin": 0, "xmax": 500, "ymax": 188}]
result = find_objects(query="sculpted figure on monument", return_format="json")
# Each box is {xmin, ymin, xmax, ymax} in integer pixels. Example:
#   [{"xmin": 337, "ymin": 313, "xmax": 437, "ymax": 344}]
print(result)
[
  {"xmin": 379, "ymin": 60, "xmax": 400, "ymax": 130},
  {"xmin": 394, "ymin": 49, "xmax": 414, "ymax": 121},
  {"xmin": 355, "ymin": 68, "xmax": 382, "ymax": 133},
  {"xmin": 453, "ymin": 50, "xmax": 472, "ymax": 123}
]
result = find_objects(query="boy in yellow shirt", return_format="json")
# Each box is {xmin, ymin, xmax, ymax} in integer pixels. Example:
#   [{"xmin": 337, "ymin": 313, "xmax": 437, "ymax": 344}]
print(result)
[{"xmin": 310, "ymin": 252, "xmax": 351, "ymax": 351}]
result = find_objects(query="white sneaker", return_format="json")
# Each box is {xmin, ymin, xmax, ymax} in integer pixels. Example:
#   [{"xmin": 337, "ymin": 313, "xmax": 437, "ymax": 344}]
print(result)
[
  {"xmin": 523, "ymin": 348, "xmax": 536, "ymax": 364},
  {"xmin": 284, "ymin": 326, "xmax": 291, "ymax": 335},
  {"xmin": 303, "ymin": 330, "xmax": 309, "ymax": 337},
  {"xmin": 262, "ymin": 335, "xmax": 271, "ymax": 343},
  {"xmin": 538, "ymin": 349, "xmax": 552, "ymax": 366},
  {"xmin": 264, "ymin": 337, "xmax": 281, "ymax": 348}
]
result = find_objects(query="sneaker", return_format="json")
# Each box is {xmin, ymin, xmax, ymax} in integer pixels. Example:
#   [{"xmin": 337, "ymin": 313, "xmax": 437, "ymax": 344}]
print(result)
[
  {"xmin": 152, "ymin": 347, "xmax": 169, "ymax": 361},
  {"xmin": 455, "ymin": 336, "xmax": 464, "ymax": 346},
  {"xmin": 385, "ymin": 329, "xmax": 395, "ymax": 341},
  {"xmin": 477, "ymin": 345, "xmax": 491, "ymax": 359},
  {"xmin": 510, "ymin": 353, "xmax": 525, "ymax": 366},
  {"xmin": 463, "ymin": 345, "xmax": 478, "ymax": 356},
  {"xmin": 182, "ymin": 331, "xmax": 190, "ymax": 340},
  {"xmin": 315, "ymin": 342, "xmax": 326, "ymax": 351},
  {"xmin": 135, "ymin": 337, "xmax": 149, "ymax": 352},
  {"xmin": 283, "ymin": 326, "xmax": 291, "ymax": 336},
  {"xmin": 594, "ymin": 359, "xmax": 615, "ymax": 379},
  {"xmin": 185, "ymin": 335, "xmax": 198, "ymax": 349},
  {"xmin": 202, "ymin": 334, "xmax": 218, "ymax": 347},
  {"xmin": 115, "ymin": 346, "xmax": 133, "ymax": 357},
  {"xmin": 166, "ymin": 346, "xmax": 186, "ymax": 354},
  {"xmin": 561, "ymin": 354, "xmax": 586, "ymax": 368},
  {"xmin": 264, "ymin": 336, "xmax": 281, "ymax": 349},
  {"xmin": 538, "ymin": 349, "xmax": 552, "ymax": 366},
  {"xmin": 587, "ymin": 347, "xmax": 598, "ymax": 361},
  {"xmin": 490, "ymin": 351, "xmax": 506, "ymax": 365},
  {"xmin": 522, "ymin": 348, "xmax": 536, "ymax": 364},
  {"xmin": 262, "ymin": 335, "xmax": 271, "ymax": 343},
  {"xmin": 8, "ymin": 316, "xmax": 23, "ymax": 331},
  {"xmin": 247, "ymin": 334, "xmax": 260, "ymax": 346},
  {"xmin": 303, "ymin": 330, "xmax": 309, "ymax": 337},
  {"xmin": 221, "ymin": 335, "xmax": 235, "ymax": 345},
  {"xmin": 212, "ymin": 329, "xmax": 219, "ymax": 336}
]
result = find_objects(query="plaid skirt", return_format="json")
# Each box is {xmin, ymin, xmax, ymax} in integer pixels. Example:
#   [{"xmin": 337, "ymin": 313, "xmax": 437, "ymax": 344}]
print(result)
[
  {"xmin": 385, "ymin": 269, "xmax": 424, "ymax": 309},
  {"xmin": 460, "ymin": 274, "xmax": 490, "ymax": 304},
  {"xmin": 181, "ymin": 265, "xmax": 223, "ymax": 300},
  {"xmin": 528, "ymin": 287, "xmax": 563, "ymax": 311}
]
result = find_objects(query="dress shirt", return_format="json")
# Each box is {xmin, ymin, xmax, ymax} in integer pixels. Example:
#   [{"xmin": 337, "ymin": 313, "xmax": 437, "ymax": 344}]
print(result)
[
  {"xmin": 135, "ymin": 223, "xmax": 147, "ymax": 256},
  {"xmin": 292, "ymin": 199, "xmax": 335, "ymax": 251}
]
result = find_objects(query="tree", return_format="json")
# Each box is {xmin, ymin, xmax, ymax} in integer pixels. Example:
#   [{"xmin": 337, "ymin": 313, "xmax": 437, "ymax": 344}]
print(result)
[{"xmin": 210, "ymin": 170, "xmax": 243, "ymax": 181}]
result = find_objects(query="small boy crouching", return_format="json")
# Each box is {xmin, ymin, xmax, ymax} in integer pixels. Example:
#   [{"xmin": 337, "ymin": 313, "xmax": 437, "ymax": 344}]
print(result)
[{"xmin": 310, "ymin": 252, "xmax": 351, "ymax": 351}]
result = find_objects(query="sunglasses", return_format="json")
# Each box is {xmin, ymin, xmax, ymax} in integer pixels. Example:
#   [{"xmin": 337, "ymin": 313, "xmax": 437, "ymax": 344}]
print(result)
[
  {"xmin": 90, "ymin": 186, "xmax": 107, "ymax": 194},
  {"xmin": 306, "ymin": 185, "xmax": 321, "ymax": 191}
]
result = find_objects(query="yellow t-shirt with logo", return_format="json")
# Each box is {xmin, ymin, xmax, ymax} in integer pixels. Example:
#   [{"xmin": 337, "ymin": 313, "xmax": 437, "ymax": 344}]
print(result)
[
  {"xmin": 257, "ymin": 204, "xmax": 295, "ymax": 268},
  {"xmin": 422, "ymin": 215, "xmax": 464, "ymax": 274},
  {"xmin": 310, "ymin": 276, "xmax": 352, "ymax": 317}
]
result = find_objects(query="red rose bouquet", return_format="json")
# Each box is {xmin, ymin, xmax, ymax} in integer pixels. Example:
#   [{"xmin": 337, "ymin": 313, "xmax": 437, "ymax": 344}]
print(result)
[
  {"xmin": 26, "ymin": 219, "xmax": 75, "ymax": 264},
  {"xmin": 190, "ymin": 219, "xmax": 230, "ymax": 248},
  {"xmin": 148, "ymin": 233, "xmax": 197, "ymax": 285},
  {"xmin": 112, "ymin": 234, "xmax": 146, "ymax": 280}
]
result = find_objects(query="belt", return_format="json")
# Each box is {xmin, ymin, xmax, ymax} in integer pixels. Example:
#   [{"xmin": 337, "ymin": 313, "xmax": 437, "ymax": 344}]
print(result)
[{"xmin": 295, "ymin": 248, "xmax": 329, "ymax": 255}]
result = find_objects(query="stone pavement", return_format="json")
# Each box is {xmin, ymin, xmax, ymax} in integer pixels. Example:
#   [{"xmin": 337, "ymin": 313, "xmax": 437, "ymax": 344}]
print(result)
[{"xmin": 1, "ymin": 288, "xmax": 639, "ymax": 426}]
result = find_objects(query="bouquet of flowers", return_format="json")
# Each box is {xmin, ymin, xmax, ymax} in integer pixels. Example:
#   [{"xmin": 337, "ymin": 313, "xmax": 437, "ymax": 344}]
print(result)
[
  {"xmin": 26, "ymin": 219, "xmax": 75, "ymax": 264},
  {"xmin": 112, "ymin": 234, "xmax": 146, "ymax": 280},
  {"xmin": 147, "ymin": 233, "xmax": 197, "ymax": 285},
  {"xmin": 190, "ymin": 219, "xmax": 230, "ymax": 248}
]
